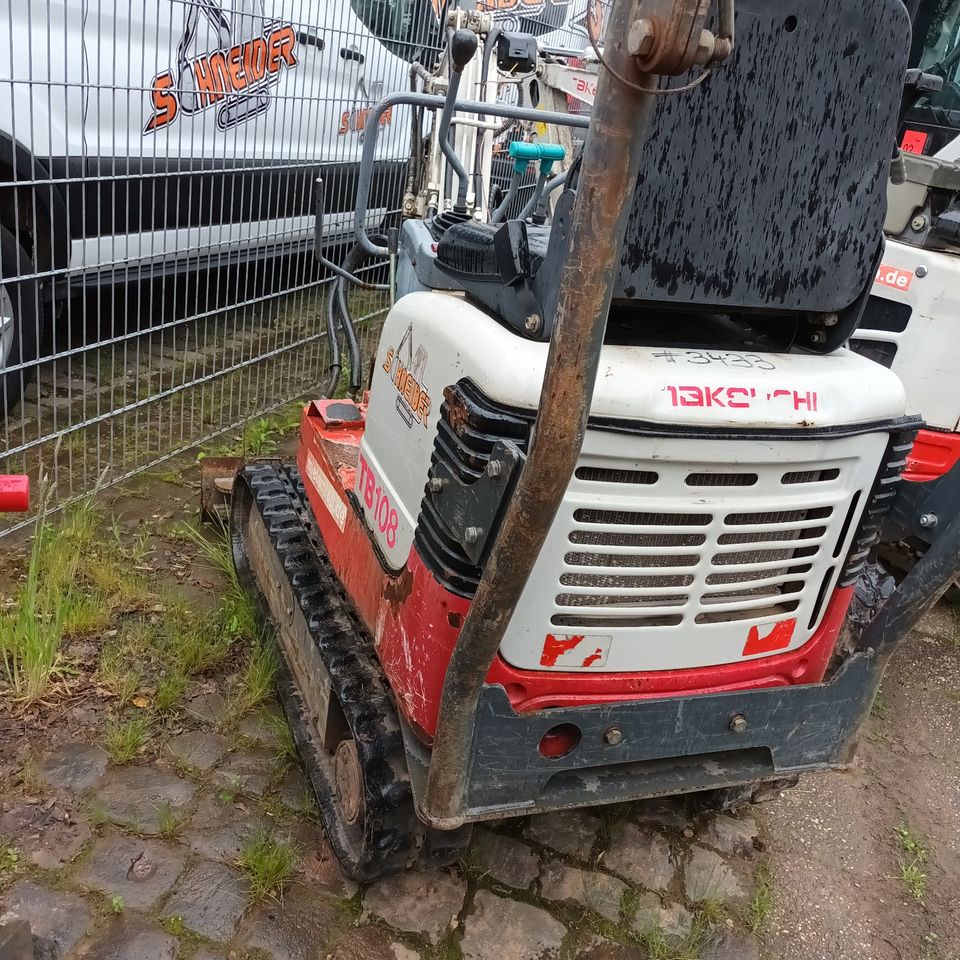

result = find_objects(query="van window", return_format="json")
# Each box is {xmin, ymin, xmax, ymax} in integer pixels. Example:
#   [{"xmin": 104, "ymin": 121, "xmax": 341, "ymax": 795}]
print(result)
[{"xmin": 350, "ymin": 0, "xmax": 440, "ymax": 60}]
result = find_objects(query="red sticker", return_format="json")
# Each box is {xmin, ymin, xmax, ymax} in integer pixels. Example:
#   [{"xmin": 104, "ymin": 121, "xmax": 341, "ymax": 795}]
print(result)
[
  {"xmin": 875, "ymin": 264, "xmax": 913, "ymax": 292},
  {"xmin": 742, "ymin": 618, "xmax": 797, "ymax": 656},
  {"xmin": 900, "ymin": 129, "xmax": 929, "ymax": 155}
]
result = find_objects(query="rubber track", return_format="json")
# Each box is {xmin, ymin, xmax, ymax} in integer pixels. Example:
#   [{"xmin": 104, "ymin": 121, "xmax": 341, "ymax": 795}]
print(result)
[{"xmin": 235, "ymin": 462, "xmax": 421, "ymax": 880}]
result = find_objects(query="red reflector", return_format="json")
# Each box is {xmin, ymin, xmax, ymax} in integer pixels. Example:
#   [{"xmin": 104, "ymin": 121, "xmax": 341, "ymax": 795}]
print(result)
[
  {"xmin": 901, "ymin": 129, "xmax": 929, "ymax": 154},
  {"xmin": 538, "ymin": 723, "xmax": 581, "ymax": 759}
]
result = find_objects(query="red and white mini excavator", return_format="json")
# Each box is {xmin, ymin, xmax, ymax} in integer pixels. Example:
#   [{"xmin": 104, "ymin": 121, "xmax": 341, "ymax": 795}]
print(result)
[{"xmin": 231, "ymin": 0, "xmax": 960, "ymax": 880}]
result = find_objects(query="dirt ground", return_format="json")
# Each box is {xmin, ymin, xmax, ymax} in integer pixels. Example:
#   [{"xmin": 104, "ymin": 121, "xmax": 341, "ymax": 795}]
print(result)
[{"xmin": 1, "ymin": 455, "xmax": 958, "ymax": 960}]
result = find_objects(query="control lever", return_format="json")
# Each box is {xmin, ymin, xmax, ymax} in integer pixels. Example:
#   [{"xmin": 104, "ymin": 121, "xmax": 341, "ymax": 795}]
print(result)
[
  {"xmin": 437, "ymin": 28, "xmax": 479, "ymax": 213},
  {"xmin": 492, "ymin": 142, "xmax": 565, "ymax": 223}
]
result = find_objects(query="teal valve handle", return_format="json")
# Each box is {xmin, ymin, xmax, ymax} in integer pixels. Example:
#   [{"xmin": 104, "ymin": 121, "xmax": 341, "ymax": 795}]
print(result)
[{"xmin": 507, "ymin": 140, "xmax": 566, "ymax": 175}]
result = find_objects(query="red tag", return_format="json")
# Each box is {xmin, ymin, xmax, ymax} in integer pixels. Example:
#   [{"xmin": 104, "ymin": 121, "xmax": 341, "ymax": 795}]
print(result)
[
  {"xmin": 901, "ymin": 129, "xmax": 929, "ymax": 155},
  {"xmin": 874, "ymin": 264, "xmax": 913, "ymax": 292}
]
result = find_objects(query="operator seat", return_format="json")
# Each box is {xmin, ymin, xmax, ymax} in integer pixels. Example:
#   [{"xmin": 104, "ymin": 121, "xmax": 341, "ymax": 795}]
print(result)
[{"xmin": 436, "ymin": 0, "xmax": 910, "ymax": 354}]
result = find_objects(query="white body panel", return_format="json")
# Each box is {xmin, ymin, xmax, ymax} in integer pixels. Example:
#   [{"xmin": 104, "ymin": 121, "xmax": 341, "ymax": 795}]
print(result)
[
  {"xmin": 359, "ymin": 292, "xmax": 907, "ymax": 673},
  {"xmin": 859, "ymin": 238, "xmax": 960, "ymax": 432}
]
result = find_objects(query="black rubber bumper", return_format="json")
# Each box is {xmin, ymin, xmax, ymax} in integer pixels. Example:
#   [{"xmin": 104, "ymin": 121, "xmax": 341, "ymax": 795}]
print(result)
[{"xmin": 401, "ymin": 646, "xmax": 881, "ymax": 825}]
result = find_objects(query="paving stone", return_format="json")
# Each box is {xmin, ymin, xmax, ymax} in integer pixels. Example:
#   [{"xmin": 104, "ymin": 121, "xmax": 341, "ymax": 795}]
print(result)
[
  {"xmin": 700, "ymin": 815, "xmax": 759, "ymax": 858},
  {"xmin": 576, "ymin": 944, "xmax": 646, "ymax": 960},
  {"xmin": 631, "ymin": 798, "xmax": 691, "ymax": 831},
  {"xmin": 161, "ymin": 860, "xmax": 248, "ymax": 942},
  {"xmin": 525, "ymin": 809, "xmax": 599, "ymax": 861},
  {"xmin": 1, "ymin": 880, "xmax": 93, "ymax": 955},
  {"xmin": 700, "ymin": 932, "xmax": 761, "ymax": 960},
  {"xmin": 185, "ymin": 691, "xmax": 228, "ymax": 725},
  {"xmin": 165, "ymin": 730, "xmax": 227, "ymax": 771},
  {"xmin": 210, "ymin": 746, "xmax": 276, "ymax": 798},
  {"xmin": 92, "ymin": 766, "xmax": 196, "ymax": 835},
  {"xmin": 327, "ymin": 924, "xmax": 399, "ymax": 960},
  {"xmin": 36, "ymin": 743, "xmax": 108, "ymax": 793},
  {"xmin": 602, "ymin": 821, "xmax": 675, "ymax": 892},
  {"xmin": 362, "ymin": 869, "xmax": 466, "ymax": 944},
  {"xmin": 0, "ymin": 919, "xmax": 33, "ymax": 959},
  {"xmin": 75, "ymin": 834, "xmax": 187, "ymax": 908},
  {"xmin": 0, "ymin": 802, "xmax": 92, "ymax": 870},
  {"xmin": 390, "ymin": 945, "xmax": 422, "ymax": 960},
  {"xmin": 299, "ymin": 835, "xmax": 356, "ymax": 896},
  {"xmin": 471, "ymin": 831, "xmax": 539, "ymax": 890},
  {"xmin": 182, "ymin": 792, "xmax": 268, "ymax": 864},
  {"xmin": 683, "ymin": 845, "xmax": 750, "ymax": 905},
  {"xmin": 629, "ymin": 893, "xmax": 693, "ymax": 941},
  {"xmin": 539, "ymin": 860, "xmax": 627, "ymax": 923},
  {"xmin": 190, "ymin": 952, "xmax": 225, "ymax": 960},
  {"xmin": 279, "ymin": 766, "xmax": 315, "ymax": 813},
  {"xmin": 461, "ymin": 890, "xmax": 566, "ymax": 960},
  {"xmin": 80, "ymin": 915, "xmax": 177, "ymax": 960},
  {"xmin": 237, "ymin": 884, "xmax": 340, "ymax": 960},
  {"xmin": 237, "ymin": 703, "xmax": 284, "ymax": 745}
]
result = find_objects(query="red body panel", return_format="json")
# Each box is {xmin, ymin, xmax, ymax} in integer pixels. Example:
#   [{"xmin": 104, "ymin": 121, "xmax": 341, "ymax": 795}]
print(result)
[
  {"xmin": 903, "ymin": 428, "xmax": 960, "ymax": 483},
  {"xmin": 298, "ymin": 400, "xmax": 856, "ymax": 743}
]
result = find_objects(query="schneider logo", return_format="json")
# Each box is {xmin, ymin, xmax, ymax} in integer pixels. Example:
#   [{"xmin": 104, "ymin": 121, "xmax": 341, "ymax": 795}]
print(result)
[{"xmin": 146, "ymin": 4, "xmax": 298, "ymax": 134}]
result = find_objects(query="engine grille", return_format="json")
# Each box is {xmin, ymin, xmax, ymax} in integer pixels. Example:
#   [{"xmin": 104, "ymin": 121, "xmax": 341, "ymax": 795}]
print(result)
[
  {"xmin": 501, "ymin": 428, "xmax": 899, "ymax": 673},
  {"xmin": 556, "ymin": 501, "xmax": 830, "ymax": 628}
]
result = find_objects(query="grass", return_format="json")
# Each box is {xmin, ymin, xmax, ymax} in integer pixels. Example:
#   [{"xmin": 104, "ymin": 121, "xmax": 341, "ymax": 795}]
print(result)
[
  {"xmin": 695, "ymin": 898, "xmax": 728, "ymax": 927},
  {"xmin": 636, "ymin": 926, "xmax": 706, "ymax": 960},
  {"xmin": 895, "ymin": 824, "xmax": 929, "ymax": 902},
  {"xmin": 104, "ymin": 715, "xmax": 151, "ymax": 764},
  {"xmin": 238, "ymin": 828, "xmax": 299, "ymax": 901},
  {"xmin": 110, "ymin": 895, "xmax": 125, "ymax": 914},
  {"xmin": 156, "ymin": 803, "xmax": 184, "ymax": 839},
  {"xmin": 744, "ymin": 860, "xmax": 773, "ymax": 933},
  {"xmin": 243, "ymin": 417, "xmax": 281, "ymax": 456},
  {"xmin": 0, "ymin": 846, "xmax": 20, "ymax": 886},
  {"xmin": 223, "ymin": 639, "xmax": 278, "ymax": 725},
  {"xmin": 0, "ymin": 477, "xmax": 89, "ymax": 703}
]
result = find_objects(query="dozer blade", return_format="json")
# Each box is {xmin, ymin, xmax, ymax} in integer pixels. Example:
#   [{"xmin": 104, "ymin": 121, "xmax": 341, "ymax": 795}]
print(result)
[{"xmin": 229, "ymin": 462, "xmax": 469, "ymax": 881}]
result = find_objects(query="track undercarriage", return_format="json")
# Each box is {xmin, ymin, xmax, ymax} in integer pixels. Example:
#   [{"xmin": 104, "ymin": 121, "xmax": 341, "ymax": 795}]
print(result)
[{"xmin": 230, "ymin": 463, "xmax": 471, "ymax": 881}]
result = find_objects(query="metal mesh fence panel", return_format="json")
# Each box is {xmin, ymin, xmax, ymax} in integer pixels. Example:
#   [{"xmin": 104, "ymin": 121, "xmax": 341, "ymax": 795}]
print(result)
[{"xmin": 0, "ymin": 0, "xmax": 596, "ymax": 534}]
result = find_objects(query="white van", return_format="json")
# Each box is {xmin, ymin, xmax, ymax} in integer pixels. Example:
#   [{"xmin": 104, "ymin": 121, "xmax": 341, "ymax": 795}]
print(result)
[{"xmin": 0, "ymin": 0, "xmax": 591, "ymax": 410}]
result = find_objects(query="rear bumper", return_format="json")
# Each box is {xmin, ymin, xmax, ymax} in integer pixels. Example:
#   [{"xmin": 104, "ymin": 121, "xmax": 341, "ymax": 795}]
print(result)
[{"xmin": 402, "ymin": 640, "xmax": 881, "ymax": 826}]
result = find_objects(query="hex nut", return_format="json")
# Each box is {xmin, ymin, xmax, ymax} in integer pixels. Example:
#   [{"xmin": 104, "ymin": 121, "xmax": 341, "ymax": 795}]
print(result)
[
  {"xmin": 603, "ymin": 726, "xmax": 624, "ymax": 745},
  {"xmin": 628, "ymin": 18, "xmax": 656, "ymax": 58},
  {"xmin": 729, "ymin": 714, "xmax": 748, "ymax": 734},
  {"xmin": 524, "ymin": 313, "xmax": 542, "ymax": 334},
  {"xmin": 464, "ymin": 526, "xmax": 482, "ymax": 544}
]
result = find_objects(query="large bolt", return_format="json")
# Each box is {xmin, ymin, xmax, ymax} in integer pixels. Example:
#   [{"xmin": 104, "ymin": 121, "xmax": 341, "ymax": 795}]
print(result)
[
  {"xmin": 911, "ymin": 215, "xmax": 927, "ymax": 233},
  {"xmin": 524, "ymin": 313, "xmax": 542, "ymax": 335},
  {"xmin": 486, "ymin": 460, "xmax": 502, "ymax": 479},
  {"xmin": 428, "ymin": 477, "xmax": 444, "ymax": 493},
  {"xmin": 919, "ymin": 513, "xmax": 938, "ymax": 529},
  {"xmin": 603, "ymin": 726, "xmax": 623, "ymax": 746},
  {"xmin": 729, "ymin": 714, "xmax": 748, "ymax": 734},
  {"xmin": 464, "ymin": 526, "xmax": 483, "ymax": 544},
  {"xmin": 693, "ymin": 28, "xmax": 716, "ymax": 66},
  {"xmin": 628, "ymin": 18, "xmax": 656, "ymax": 58},
  {"xmin": 821, "ymin": 312, "xmax": 839, "ymax": 327}
]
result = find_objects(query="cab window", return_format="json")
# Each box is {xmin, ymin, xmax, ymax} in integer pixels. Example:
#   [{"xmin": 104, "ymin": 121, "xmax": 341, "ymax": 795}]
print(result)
[{"xmin": 350, "ymin": 0, "xmax": 440, "ymax": 60}]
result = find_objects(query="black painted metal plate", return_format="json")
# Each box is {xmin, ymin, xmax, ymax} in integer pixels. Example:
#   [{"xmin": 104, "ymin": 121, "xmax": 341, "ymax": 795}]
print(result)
[{"xmin": 615, "ymin": 0, "xmax": 911, "ymax": 313}]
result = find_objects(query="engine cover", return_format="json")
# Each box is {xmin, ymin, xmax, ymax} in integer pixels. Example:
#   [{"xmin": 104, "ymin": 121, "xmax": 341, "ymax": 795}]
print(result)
[{"xmin": 357, "ymin": 292, "xmax": 907, "ymax": 676}]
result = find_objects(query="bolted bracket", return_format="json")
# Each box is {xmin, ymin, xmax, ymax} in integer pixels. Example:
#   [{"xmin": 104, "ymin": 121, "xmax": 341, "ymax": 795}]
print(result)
[
  {"xmin": 628, "ymin": 0, "xmax": 734, "ymax": 75},
  {"xmin": 427, "ymin": 440, "xmax": 525, "ymax": 566}
]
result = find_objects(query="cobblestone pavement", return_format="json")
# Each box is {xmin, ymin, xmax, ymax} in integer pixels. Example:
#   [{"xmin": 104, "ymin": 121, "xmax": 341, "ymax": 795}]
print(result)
[{"xmin": 1, "ymin": 478, "xmax": 958, "ymax": 960}]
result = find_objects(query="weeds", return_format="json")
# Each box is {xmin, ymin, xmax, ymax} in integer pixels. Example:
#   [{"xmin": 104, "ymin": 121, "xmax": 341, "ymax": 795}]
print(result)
[
  {"xmin": 744, "ymin": 861, "xmax": 773, "ymax": 933},
  {"xmin": 895, "ymin": 824, "xmax": 929, "ymax": 902},
  {"xmin": 154, "ymin": 671, "xmax": 188, "ymax": 713},
  {"xmin": 0, "ymin": 847, "xmax": 20, "ymax": 886},
  {"xmin": 110, "ymin": 895, "xmax": 125, "ymax": 914},
  {"xmin": 104, "ymin": 716, "xmax": 151, "ymax": 764},
  {"xmin": 0, "ymin": 479, "xmax": 92, "ymax": 704},
  {"xmin": 224, "ymin": 640, "xmax": 277, "ymax": 724},
  {"xmin": 238, "ymin": 828, "xmax": 299, "ymax": 901},
  {"xmin": 243, "ymin": 418, "xmax": 280, "ymax": 456},
  {"xmin": 156, "ymin": 803, "xmax": 184, "ymax": 839},
  {"xmin": 636, "ymin": 926, "xmax": 705, "ymax": 960}
]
